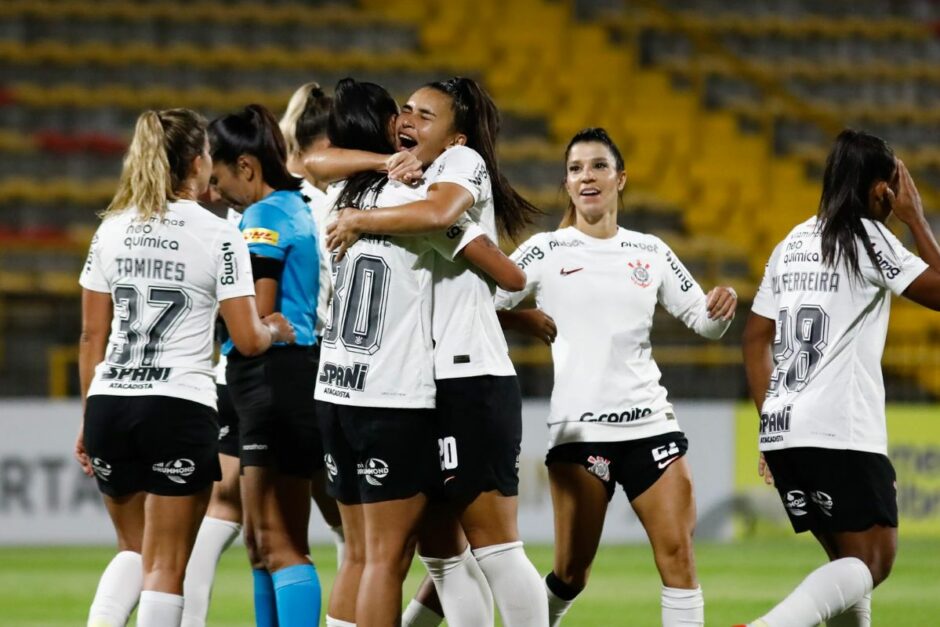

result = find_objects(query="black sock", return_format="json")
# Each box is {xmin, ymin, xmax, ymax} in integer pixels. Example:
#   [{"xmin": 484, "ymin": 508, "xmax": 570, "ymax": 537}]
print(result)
[{"xmin": 545, "ymin": 571, "xmax": 583, "ymax": 601}]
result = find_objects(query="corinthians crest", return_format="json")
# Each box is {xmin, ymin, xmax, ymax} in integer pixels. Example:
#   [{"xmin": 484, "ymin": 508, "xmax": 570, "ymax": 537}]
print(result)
[
  {"xmin": 628, "ymin": 259, "xmax": 651, "ymax": 287},
  {"xmin": 587, "ymin": 455, "xmax": 611, "ymax": 482}
]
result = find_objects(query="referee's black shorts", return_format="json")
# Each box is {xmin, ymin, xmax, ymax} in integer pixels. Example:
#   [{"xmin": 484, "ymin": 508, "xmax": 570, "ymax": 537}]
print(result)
[
  {"xmin": 226, "ymin": 344, "xmax": 323, "ymax": 478},
  {"xmin": 83, "ymin": 394, "xmax": 221, "ymax": 497}
]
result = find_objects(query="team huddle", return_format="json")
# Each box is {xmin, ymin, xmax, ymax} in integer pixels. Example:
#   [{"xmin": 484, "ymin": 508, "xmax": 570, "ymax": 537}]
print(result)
[{"xmin": 73, "ymin": 74, "xmax": 938, "ymax": 627}]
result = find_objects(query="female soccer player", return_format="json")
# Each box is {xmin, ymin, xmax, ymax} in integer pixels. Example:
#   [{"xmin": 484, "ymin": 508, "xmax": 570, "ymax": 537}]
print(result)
[
  {"xmin": 209, "ymin": 104, "xmax": 322, "ymax": 627},
  {"xmin": 496, "ymin": 128, "xmax": 737, "ymax": 627},
  {"xmin": 740, "ymin": 131, "xmax": 940, "ymax": 627},
  {"xmin": 320, "ymin": 77, "xmax": 546, "ymax": 627},
  {"xmin": 76, "ymin": 108, "xmax": 294, "ymax": 627}
]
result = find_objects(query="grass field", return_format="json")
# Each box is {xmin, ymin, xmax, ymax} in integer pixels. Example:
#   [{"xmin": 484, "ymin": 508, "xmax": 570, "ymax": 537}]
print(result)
[{"xmin": 2, "ymin": 537, "xmax": 938, "ymax": 626}]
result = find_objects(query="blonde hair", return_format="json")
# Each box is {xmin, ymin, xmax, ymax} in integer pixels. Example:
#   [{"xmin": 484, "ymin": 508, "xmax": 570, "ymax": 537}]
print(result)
[
  {"xmin": 279, "ymin": 82, "xmax": 323, "ymax": 157},
  {"xmin": 103, "ymin": 108, "xmax": 207, "ymax": 221}
]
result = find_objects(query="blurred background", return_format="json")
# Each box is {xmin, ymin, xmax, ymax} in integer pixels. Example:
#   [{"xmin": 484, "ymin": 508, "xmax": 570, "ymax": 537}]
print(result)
[
  {"xmin": 0, "ymin": 0, "xmax": 939, "ymax": 525},
  {"xmin": 0, "ymin": 1, "xmax": 938, "ymax": 623}
]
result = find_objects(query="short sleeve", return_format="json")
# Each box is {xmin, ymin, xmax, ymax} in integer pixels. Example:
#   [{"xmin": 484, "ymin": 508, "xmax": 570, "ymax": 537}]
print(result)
[
  {"xmin": 751, "ymin": 242, "xmax": 783, "ymax": 319},
  {"xmin": 215, "ymin": 223, "xmax": 256, "ymax": 301},
  {"xmin": 239, "ymin": 199, "xmax": 291, "ymax": 261},
  {"xmin": 861, "ymin": 220, "xmax": 929, "ymax": 296},
  {"xmin": 495, "ymin": 233, "xmax": 545, "ymax": 309},
  {"xmin": 430, "ymin": 146, "xmax": 489, "ymax": 204},
  {"xmin": 79, "ymin": 229, "xmax": 110, "ymax": 293},
  {"xmin": 426, "ymin": 213, "xmax": 485, "ymax": 260}
]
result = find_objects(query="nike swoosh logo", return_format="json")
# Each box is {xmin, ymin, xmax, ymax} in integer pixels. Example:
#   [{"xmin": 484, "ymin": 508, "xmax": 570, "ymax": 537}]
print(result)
[
  {"xmin": 560, "ymin": 267, "xmax": 584, "ymax": 276},
  {"xmin": 657, "ymin": 456, "xmax": 679, "ymax": 470}
]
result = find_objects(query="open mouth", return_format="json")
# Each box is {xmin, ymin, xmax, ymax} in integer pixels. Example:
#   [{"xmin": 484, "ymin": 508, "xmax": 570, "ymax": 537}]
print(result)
[
  {"xmin": 398, "ymin": 134, "xmax": 418, "ymax": 150},
  {"xmin": 580, "ymin": 189, "xmax": 600, "ymax": 197}
]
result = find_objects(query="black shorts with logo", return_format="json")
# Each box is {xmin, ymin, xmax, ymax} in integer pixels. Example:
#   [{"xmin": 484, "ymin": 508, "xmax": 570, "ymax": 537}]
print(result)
[
  {"xmin": 546, "ymin": 432, "xmax": 689, "ymax": 502},
  {"xmin": 226, "ymin": 344, "xmax": 323, "ymax": 478},
  {"xmin": 84, "ymin": 394, "xmax": 222, "ymax": 497},
  {"xmin": 216, "ymin": 383, "xmax": 239, "ymax": 458},
  {"xmin": 433, "ymin": 375, "xmax": 522, "ymax": 501},
  {"xmin": 316, "ymin": 400, "xmax": 438, "ymax": 505},
  {"xmin": 763, "ymin": 447, "xmax": 898, "ymax": 534}
]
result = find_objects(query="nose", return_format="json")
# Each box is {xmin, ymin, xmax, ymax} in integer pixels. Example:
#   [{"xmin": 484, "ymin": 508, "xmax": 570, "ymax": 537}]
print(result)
[{"xmin": 398, "ymin": 112, "xmax": 415, "ymax": 130}]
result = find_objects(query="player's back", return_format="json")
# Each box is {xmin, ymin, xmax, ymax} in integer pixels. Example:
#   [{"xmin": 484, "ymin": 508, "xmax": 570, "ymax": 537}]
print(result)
[
  {"xmin": 81, "ymin": 200, "xmax": 253, "ymax": 406},
  {"xmin": 315, "ymin": 180, "xmax": 436, "ymax": 409},
  {"xmin": 753, "ymin": 215, "xmax": 927, "ymax": 454}
]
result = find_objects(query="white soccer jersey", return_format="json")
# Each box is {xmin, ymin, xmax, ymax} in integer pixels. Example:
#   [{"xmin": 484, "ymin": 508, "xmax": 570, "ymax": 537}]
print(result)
[
  {"xmin": 213, "ymin": 207, "xmax": 244, "ymax": 386},
  {"xmin": 496, "ymin": 227, "xmax": 731, "ymax": 448},
  {"xmin": 752, "ymin": 216, "xmax": 927, "ymax": 455},
  {"xmin": 422, "ymin": 146, "xmax": 515, "ymax": 379},
  {"xmin": 81, "ymin": 200, "xmax": 255, "ymax": 408},
  {"xmin": 313, "ymin": 179, "xmax": 471, "ymax": 408},
  {"xmin": 299, "ymin": 178, "xmax": 333, "ymax": 336}
]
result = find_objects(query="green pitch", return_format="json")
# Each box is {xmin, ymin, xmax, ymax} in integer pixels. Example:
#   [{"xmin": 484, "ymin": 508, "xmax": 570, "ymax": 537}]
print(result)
[{"xmin": 2, "ymin": 537, "xmax": 938, "ymax": 626}]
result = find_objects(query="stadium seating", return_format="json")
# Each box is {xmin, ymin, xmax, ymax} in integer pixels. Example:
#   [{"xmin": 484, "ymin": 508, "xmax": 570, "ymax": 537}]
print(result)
[{"xmin": 0, "ymin": 0, "xmax": 937, "ymax": 397}]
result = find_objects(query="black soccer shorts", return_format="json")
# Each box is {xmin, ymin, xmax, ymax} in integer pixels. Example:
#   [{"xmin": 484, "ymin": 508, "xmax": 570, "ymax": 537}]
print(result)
[
  {"xmin": 83, "ymin": 394, "xmax": 221, "ymax": 497},
  {"xmin": 216, "ymin": 383, "xmax": 239, "ymax": 458},
  {"xmin": 546, "ymin": 432, "xmax": 689, "ymax": 502},
  {"xmin": 763, "ymin": 447, "xmax": 898, "ymax": 533}
]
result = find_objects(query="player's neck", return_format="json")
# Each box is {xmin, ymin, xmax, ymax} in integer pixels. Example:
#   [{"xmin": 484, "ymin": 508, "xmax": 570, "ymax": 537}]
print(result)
[{"xmin": 574, "ymin": 213, "xmax": 618, "ymax": 240}]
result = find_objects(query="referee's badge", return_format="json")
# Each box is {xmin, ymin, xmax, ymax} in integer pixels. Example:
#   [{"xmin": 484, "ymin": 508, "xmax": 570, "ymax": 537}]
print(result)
[
  {"xmin": 587, "ymin": 455, "xmax": 611, "ymax": 482},
  {"xmin": 628, "ymin": 259, "xmax": 652, "ymax": 288}
]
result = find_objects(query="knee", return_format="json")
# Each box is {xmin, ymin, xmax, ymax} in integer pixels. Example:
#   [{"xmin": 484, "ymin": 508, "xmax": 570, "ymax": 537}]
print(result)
[
  {"xmin": 554, "ymin": 560, "xmax": 591, "ymax": 593},
  {"xmin": 654, "ymin": 536, "xmax": 697, "ymax": 587}
]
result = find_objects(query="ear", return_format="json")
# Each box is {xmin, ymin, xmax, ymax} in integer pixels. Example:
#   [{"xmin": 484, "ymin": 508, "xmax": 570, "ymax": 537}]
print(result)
[
  {"xmin": 237, "ymin": 155, "xmax": 255, "ymax": 181},
  {"xmin": 617, "ymin": 170, "xmax": 627, "ymax": 191},
  {"xmin": 450, "ymin": 133, "xmax": 468, "ymax": 147}
]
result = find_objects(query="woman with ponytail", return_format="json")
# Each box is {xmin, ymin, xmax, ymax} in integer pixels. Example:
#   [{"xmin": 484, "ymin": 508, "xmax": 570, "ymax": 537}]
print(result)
[
  {"xmin": 312, "ymin": 77, "xmax": 545, "ymax": 627},
  {"xmin": 208, "ymin": 104, "xmax": 322, "ymax": 627},
  {"xmin": 497, "ymin": 128, "xmax": 737, "ymax": 627},
  {"xmin": 77, "ymin": 108, "xmax": 294, "ymax": 627},
  {"xmin": 740, "ymin": 131, "xmax": 940, "ymax": 627}
]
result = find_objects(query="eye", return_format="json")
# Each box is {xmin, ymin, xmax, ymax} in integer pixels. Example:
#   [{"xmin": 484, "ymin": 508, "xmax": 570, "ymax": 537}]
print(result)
[
  {"xmin": 568, "ymin": 165, "xmax": 580, "ymax": 173},
  {"xmin": 594, "ymin": 162, "xmax": 608, "ymax": 169}
]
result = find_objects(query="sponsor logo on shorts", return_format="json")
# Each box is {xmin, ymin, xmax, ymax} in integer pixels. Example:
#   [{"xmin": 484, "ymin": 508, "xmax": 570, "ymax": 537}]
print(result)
[
  {"xmin": 152, "ymin": 458, "xmax": 196, "ymax": 484},
  {"xmin": 811, "ymin": 490, "xmax": 834, "ymax": 516},
  {"xmin": 785, "ymin": 490, "xmax": 808, "ymax": 516},
  {"xmin": 652, "ymin": 442, "xmax": 681, "ymax": 469},
  {"xmin": 319, "ymin": 362, "xmax": 369, "ymax": 393},
  {"xmin": 358, "ymin": 458, "xmax": 389, "ymax": 486},
  {"xmin": 91, "ymin": 457, "xmax": 112, "ymax": 482},
  {"xmin": 324, "ymin": 454, "xmax": 338, "ymax": 482},
  {"xmin": 628, "ymin": 259, "xmax": 652, "ymax": 288},
  {"xmin": 580, "ymin": 407, "xmax": 652, "ymax": 424},
  {"xmin": 586, "ymin": 455, "xmax": 611, "ymax": 482},
  {"xmin": 218, "ymin": 425, "xmax": 229, "ymax": 440},
  {"xmin": 242, "ymin": 443, "xmax": 268, "ymax": 451},
  {"xmin": 243, "ymin": 227, "xmax": 280, "ymax": 246}
]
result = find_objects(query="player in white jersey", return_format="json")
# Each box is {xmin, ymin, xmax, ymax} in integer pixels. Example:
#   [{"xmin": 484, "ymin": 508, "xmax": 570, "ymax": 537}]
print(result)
[
  {"xmin": 181, "ymin": 84, "xmax": 342, "ymax": 627},
  {"xmin": 739, "ymin": 131, "xmax": 940, "ymax": 627},
  {"xmin": 321, "ymin": 78, "xmax": 546, "ymax": 627},
  {"xmin": 496, "ymin": 129, "xmax": 737, "ymax": 627},
  {"xmin": 76, "ymin": 109, "xmax": 294, "ymax": 627}
]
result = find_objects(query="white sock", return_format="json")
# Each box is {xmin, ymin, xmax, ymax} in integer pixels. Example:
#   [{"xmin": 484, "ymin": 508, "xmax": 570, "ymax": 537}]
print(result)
[
  {"xmin": 546, "ymin": 585, "xmax": 574, "ymax": 627},
  {"xmin": 330, "ymin": 525, "xmax": 346, "ymax": 567},
  {"xmin": 326, "ymin": 616, "xmax": 356, "ymax": 627},
  {"xmin": 473, "ymin": 541, "xmax": 548, "ymax": 627},
  {"xmin": 402, "ymin": 598, "xmax": 444, "ymax": 627},
  {"xmin": 827, "ymin": 593, "xmax": 872, "ymax": 627},
  {"xmin": 662, "ymin": 586, "xmax": 704, "ymax": 626},
  {"xmin": 88, "ymin": 550, "xmax": 143, "ymax": 627},
  {"xmin": 137, "ymin": 591, "xmax": 184, "ymax": 627},
  {"xmin": 420, "ymin": 546, "xmax": 493, "ymax": 627},
  {"xmin": 181, "ymin": 517, "xmax": 241, "ymax": 627},
  {"xmin": 758, "ymin": 558, "xmax": 873, "ymax": 627}
]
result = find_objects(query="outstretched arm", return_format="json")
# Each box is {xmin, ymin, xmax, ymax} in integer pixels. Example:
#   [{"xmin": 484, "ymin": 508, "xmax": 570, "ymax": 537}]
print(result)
[{"xmin": 304, "ymin": 148, "xmax": 422, "ymax": 184}]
